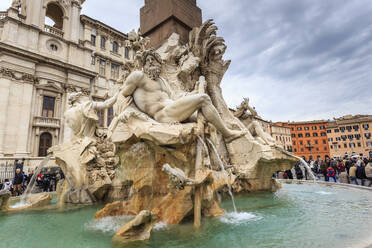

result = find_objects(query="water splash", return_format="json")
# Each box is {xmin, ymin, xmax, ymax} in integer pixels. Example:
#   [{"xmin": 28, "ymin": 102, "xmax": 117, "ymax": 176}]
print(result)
[
  {"xmin": 85, "ymin": 216, "xmax": 133, "ymax": 234},
  {"xmin": 315, "ymin": 191, "xmax": 333, "ymax": 195},
  {"xmin": 9, "ymin": 201, "xmax": 28, "ymax": 209},
  {"xmin": 299, "ymin": 158, "xmax": 317, "ymax": 182},
  {"xmin": 220, "ymin": 212, "xmax": 262, "ymax": 224},
  {"xmin": 206, "ymin": 138, "xmax": 237, "ymax": 212},
  {"xmin": 153, "ymin": 222, "xmax": 168, "ymax": 230},
  {"xmin": 20, "ymin": 155, "xmax": 52, "ymax": 205}
]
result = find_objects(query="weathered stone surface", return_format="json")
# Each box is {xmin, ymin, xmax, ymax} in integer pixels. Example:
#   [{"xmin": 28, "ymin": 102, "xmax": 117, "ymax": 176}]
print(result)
[
  {"xmin": 112, "ymin": 210, "xmax": 157, "ymax": 245},
  {"xmin": 152, "ymin": 187, "xmax": 194, "ymax": 224},
  {"xmin": 0, "ymin": 190, "xmax": 11, "ymax": 211},
  {"xmin": 203, "ymin": 199, "xmax": 225, "ymax": 217},
  {"xmin": 95, "ymin": 201, "xmax": 137, "ymax": 219},
  {"xmin": 6, "ymin": 193, "xmax": 52, "ymax": 212}
]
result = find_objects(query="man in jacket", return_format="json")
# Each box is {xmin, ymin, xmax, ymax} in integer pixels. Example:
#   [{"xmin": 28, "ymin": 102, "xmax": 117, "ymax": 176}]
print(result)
[
  {"xmin": 349, "ymin": 163, "xmax": 358, "ymax": 185},
  {"xmin": 345, "ymin": 159, "xmax": 352, "ymax": 174},
  {"xmin": 365, "ymin": 162, "xmax": 372, "ymax": 187},
  {"xmin": 12, "ymin": 168, "xmax": 24, "ymax": 196},
  {"xmin": 320, "ymin": 160, "xmax": 328, "ymax": 181},
  {"xmin": 356, "ymin": 162, "xmax": 367, "ymax": 186}
]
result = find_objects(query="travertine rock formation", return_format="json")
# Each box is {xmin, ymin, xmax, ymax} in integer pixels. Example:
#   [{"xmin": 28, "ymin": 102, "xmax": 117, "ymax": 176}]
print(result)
[
  {"xmin": 0, "ymin": 190, "xmax": 11, "ymax": 211},
  {"xmin": 112, "ymin": 210, "xmax": 157, "ymax": 245},
  {"xmin": 0, "ymin": 192, "xmax": 51, "ymax": 212}
]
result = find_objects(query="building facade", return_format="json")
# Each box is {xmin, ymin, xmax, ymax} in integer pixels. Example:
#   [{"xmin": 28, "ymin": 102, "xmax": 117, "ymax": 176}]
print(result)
[
  {"xmin": 326, "ymin": 115, "xmax": 372, "ymax": 158},
  {"xmin": 271, "ymin": 123, "xmax": 292, "ymax": 152},
  {"xmin": 0, "ymin": 0, "xmax": 140, "ymax": 169},
  {"xmin": 282, "ymin": 121, "xmax": 330, "ymax": 160}
]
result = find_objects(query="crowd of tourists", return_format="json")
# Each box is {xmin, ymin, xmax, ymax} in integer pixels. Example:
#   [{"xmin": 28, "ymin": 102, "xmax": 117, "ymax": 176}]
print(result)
[
  {"xmin": 281, "ymin": 156, "xmax": 372, "ymax": 186},
  {"xmin": 0, "ymin": 159, "xmax": 63, "ymax": 196}
]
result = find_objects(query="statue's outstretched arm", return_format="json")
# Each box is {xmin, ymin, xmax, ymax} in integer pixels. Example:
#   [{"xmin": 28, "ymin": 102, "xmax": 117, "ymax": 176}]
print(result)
[
  {"xmin": 121, "ymin": 71, "xmax": 144, "ymax": 97},
  {"xmin": 93, "ymin": 92, "xmax": 119, "ymax": 110},
  {"xmin": 247, "ymin": 105, "xmax": 258, "ymax": 117}
]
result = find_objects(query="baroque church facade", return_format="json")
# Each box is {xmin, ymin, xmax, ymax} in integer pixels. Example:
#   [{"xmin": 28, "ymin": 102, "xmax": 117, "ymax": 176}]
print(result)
[
  {"xmin": 0, "ymin": 0, "xmax": 203, "ymax": 169},
  {"xmin": 0, "ymin": 0, "xmax": 138, "ymax": 166}
]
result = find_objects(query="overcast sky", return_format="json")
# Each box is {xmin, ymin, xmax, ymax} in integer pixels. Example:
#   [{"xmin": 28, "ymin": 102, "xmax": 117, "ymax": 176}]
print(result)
[{"xmin": 1, "ymin": 0, "xmax": 371, "ymax": 122}]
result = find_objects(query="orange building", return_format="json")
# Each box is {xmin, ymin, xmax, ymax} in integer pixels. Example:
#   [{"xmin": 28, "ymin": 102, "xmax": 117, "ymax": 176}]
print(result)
[{"xmin": 279, "ymin": 121, "xmax": 330, "ymax": 160}]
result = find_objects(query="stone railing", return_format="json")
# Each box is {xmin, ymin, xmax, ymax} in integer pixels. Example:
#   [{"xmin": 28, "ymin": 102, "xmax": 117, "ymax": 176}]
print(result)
[
  {"xmin": 0, "ymin": 160, "xmax": 14, "ymax": 183},
  {"xmin": 44, "ymin": 24, "xmax": 64, "ymax": 38},
  {"xmin": 33, "ymin": 116, "xmax": 61, "ymax": 128},
  {"xmin": 0, "ymin": 157, "xmax": 57, "ymax": 182},
  {"xmin": 0, "ymin": 11, "xmax": 7, "ymax": 20}
]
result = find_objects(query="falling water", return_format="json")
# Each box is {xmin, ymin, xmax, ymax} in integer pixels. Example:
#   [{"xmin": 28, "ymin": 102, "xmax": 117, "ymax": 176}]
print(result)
[
  {"xmin": 291, "ymin": 168, "xmax": 297, "ymax": 179},
  {"xmin": 206, "ymin": 138, "xmax": 237, "ymax": 212},
  {"xmin": 299, "ymin": 158, "xmax": 317, "ymax": 182},
  {"xmin": 20, "ymin": 155, "xmax": 52, "ymax": 205}
]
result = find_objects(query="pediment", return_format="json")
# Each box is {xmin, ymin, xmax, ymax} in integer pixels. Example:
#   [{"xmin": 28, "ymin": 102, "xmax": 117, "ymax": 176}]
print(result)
[{"xmin": 37, "ymin": 81, "xmax": 64, "ymax": 93}]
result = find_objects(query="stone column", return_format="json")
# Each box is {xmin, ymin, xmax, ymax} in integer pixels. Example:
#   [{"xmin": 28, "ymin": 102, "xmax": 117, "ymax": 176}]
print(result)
[
  {"xmin": 15, "ymin": 83, "xmax": 33, "ymax": 156},
  {"xmin": 0, "ymin": 79, "xmax": 11, "ymax": 156},
  {"xmin": 69, "ymin": 1, "xmax": 81, "ymax": 43},
  {"xmin": 26, "ymin": 0, "xmax": 42, "ymax": 27}
]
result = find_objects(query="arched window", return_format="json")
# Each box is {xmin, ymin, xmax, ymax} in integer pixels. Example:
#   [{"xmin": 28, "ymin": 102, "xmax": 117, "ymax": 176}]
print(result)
[
  {"xmin": 45, "ymin": 3, "xmax": 64, "ymax": 30},
  {"xmin": 39, "ymin": 132, "xmax": 52, "ymax": 157},
  {"xmin": 112, "ymin": 41, "xmax": 118, "ymax": 53}
]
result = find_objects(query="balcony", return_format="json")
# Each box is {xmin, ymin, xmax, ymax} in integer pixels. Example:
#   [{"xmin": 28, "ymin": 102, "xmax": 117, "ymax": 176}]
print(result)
[
  {"xmin": 44, "ymin": 24, "xmax": 64, "ymax": 38},
  {"xmin": 0, "ymin": 12, "xmax": 7, "ymax": 20},
  {"xmin": 33, "ymin": 116, "xmax": 61, "ymax": 128}
]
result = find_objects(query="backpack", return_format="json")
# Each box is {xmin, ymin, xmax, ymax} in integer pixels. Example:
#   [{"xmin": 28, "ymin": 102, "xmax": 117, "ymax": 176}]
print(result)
[{"xmin": 327, "ymin": 168, "xmax": 335, "ymax": 176}]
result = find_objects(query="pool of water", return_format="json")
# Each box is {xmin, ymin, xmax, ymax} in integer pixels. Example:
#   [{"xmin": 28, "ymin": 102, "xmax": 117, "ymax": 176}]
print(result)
[{"xmin": 1, "ymin": 183, "xmax": 372, "ymax": 248}]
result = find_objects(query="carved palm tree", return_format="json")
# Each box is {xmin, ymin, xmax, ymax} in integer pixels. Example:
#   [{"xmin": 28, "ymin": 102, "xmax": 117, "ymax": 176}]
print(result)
[{"xmin": 189, "ymin": 19, "xmax": 238, "ymax": 125}]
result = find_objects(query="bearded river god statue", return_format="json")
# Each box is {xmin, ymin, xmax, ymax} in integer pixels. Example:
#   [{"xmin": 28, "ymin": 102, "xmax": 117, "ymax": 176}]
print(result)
[
  {"xmin": 48, "ymin": 19, "xmax": 298, "ymax": 243},
  {"xmin": 117, "ymin": 49, "xmax": 245, "ymax": 143}
]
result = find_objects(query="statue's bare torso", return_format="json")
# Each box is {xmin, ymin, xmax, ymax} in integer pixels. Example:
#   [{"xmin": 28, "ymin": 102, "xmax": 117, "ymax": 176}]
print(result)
[{"xmin": 132, "ymin": 75, "xmax": 173, "ymax": 118}]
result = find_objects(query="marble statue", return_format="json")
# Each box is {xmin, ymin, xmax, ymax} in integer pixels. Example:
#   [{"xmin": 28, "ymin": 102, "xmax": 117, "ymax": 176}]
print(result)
[
  {"xmin": 44, "ymin": 19, "xmax": 298, "ymax": 244},
  {"xmin": 11, "ymin": 0, "xmax": 21, "ymax": 9},
  {"xmin": 65, "ymin": 91, "xmax": 119, "ymax": 139},
  {"xmin": 119, "ymin": 49, "xmax": 245, "ymax": 142},
  {"xmin": 50, "ymin": 91, "xmax": 120, "ymax": 204},
  {"xmin": 234, "ymin": 98, "xmax": 275, "ymax": 146},
  {"xmin": 162, "ymin": 163, "xmax": 212, "ymax": 190}
]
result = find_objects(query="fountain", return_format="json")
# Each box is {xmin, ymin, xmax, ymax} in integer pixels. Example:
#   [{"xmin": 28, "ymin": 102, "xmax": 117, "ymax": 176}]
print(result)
[
  {"xmin": 1, "ymin": 19, "xmax": 371, "ymax": 248},
  {"xmin": 298, "ymin": 158, "xmax": 317, "ymax": 181},
  {"xmin": 206, "ymin": 138, "xmax": 237, "ymax": 212}
]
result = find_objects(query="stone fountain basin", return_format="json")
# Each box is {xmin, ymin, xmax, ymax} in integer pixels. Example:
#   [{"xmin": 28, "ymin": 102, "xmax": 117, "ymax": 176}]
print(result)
[
  {"xmin": 3, "ymin": 193, "xmax": 54, "ymax": 212},
  {"xmin": 1, "ymin": 183, "xmax": 372, "ymax": 248}
]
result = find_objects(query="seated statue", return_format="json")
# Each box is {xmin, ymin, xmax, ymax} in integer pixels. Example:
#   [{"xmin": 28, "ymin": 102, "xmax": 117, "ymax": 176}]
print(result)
[
  {"xmin": 234, "ymin": 98, "xmax": 275, "ymax": 146},
  {"xmin": 119, "ymin": 50, "xmax": 245, "ymax": 142}
]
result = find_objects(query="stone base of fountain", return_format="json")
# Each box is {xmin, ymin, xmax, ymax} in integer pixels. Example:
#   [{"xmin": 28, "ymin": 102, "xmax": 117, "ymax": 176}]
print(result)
[
  {"xmin": 0, "ymin": 190, "xmax": 11, "ymax": 211},
  {"xmin": 112, "ymin": 210, "xmax": 157, "ymax": 245},
  {"xmin": 0, "ymin": 192, "xmax": 52, "ymax": 212}
]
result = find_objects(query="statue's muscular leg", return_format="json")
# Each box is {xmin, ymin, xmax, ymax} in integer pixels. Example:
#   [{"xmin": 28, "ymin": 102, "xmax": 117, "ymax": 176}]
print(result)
[
  {"xmin": 249, "ymin": 121, "xmax": 275, "ymax": 145},
  {"xmin": 154, "ymin": 94, "xmax": 245, "ymax": 140}
]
